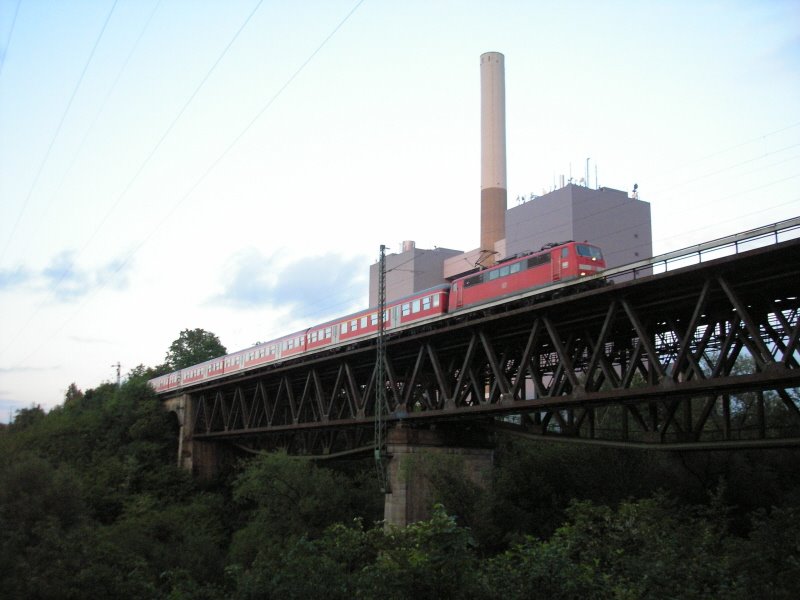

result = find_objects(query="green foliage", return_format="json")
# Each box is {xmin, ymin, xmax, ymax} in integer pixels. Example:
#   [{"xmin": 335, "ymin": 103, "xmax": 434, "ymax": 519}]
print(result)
[
  {"xmin": 229, "ymin": 452, "xmax": 381, "ymax": 568},
  {"xmin": 2, "ymin": 369, "xmax": 799, "ymax": 600},
  {"xmin": 9, "ymin": 403, "xmax": 46, "ymax": 431},
  {"xmin": 359, "ymin": 505, "xmax": 481, "ymax": 599},
  {"xmin": 165, "ymin": 328, "xmax": 226, "ymax": 371}
]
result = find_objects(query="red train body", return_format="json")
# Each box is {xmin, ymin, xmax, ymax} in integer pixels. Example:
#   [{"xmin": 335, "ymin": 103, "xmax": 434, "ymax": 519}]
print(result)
[
  {"xmin": 449, "ymin": 241, "xmax": 605, "ymax": 310},
  {"xmin": 149, "ymin": 242, "xmax": 604, "ymax": 394}
]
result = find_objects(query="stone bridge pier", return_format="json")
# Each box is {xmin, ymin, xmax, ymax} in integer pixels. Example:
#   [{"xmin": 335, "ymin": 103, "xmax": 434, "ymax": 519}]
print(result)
[
  {"xmin": 383, "ymin": 425, "xmax": 494, "ymax": 527},
  {"xmin": 163, "ymin": 394, "xmax": 234, "ymax": 479}
]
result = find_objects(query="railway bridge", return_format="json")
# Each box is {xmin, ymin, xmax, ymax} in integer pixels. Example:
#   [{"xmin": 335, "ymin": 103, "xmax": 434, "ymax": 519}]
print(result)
[{"xmin": 161, "ymin": 218, "xmax": 800, "ymax": 524}]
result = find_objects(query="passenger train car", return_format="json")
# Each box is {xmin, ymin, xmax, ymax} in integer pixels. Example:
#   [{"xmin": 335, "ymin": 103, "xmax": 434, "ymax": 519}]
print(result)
[{"xmin": 149, "ymin": 241, "xmax": 605, "ymax": 394}]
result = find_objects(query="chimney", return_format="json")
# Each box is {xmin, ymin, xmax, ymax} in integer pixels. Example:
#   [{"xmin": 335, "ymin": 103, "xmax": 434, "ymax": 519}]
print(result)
[{"xmin": 479, "ymin": 51, "xmax": 507, "ymax": 268}]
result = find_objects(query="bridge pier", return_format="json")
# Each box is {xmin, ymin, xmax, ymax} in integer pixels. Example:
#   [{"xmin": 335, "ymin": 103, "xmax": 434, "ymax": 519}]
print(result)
[
  {"xmin": 163, "ymin": 394, "xmax": 233, "ymax": 480},
  {"xmin": 383, "ymin": 425, "xmax": 494, "ymax": 527}
]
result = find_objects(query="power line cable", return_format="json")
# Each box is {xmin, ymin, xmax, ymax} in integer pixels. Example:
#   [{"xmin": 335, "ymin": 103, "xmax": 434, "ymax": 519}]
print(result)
[
  {"xmin": 4, "ymin": 0, "xmax": 368, "ymax": 367},
  {"xmin": 0, "ymin": 0, "xmax": 22, "ymax": 79},
  {"xmin": 62, "ymin": 0, "xmax": 265, "ymax": 262},
  {"xmin": 0, "ymin": 0, "xmax": 119, "ymax": 265},
  {"xmin": 0, "ymin": 0, "xmax": 263, "ymax": 359},
  {"xmin": 21, "ymin": 0, "xmax": 165, "ymax": 259}
]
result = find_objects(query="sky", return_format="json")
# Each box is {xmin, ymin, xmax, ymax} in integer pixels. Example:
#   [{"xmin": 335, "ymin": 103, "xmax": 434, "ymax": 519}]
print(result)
[{"xmin": 1, "ymin": 0, "xmax": 798, "ymax": 421}]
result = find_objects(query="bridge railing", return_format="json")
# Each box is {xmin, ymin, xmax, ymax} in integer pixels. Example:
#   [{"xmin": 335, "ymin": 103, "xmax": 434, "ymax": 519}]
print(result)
[{"xmin": 605, "ymin": 215, "xmax": 800, "ymax": 282}]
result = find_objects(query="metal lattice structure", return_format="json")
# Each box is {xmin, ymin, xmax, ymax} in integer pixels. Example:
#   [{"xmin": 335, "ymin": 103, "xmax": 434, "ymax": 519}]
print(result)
[{"xmin": 181, "ymin": 227, "xmax": 800, "ymax": 455}]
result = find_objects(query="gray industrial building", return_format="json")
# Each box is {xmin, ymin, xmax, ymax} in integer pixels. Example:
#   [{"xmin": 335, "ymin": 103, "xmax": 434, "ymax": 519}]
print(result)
[
  {"xmin": 368, "ymin": 243, "xmax": 462, "ymax": 307},
  {"xmin": 368, "ymin": 183, "xmax": 652, "ymax": 304},
  {"xmin": 505, "ymin": 184, "xmax": 652, "ymax": 268}
]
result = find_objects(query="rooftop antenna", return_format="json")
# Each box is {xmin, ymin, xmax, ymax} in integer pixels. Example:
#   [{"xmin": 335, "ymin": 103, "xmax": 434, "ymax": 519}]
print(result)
[{"xmin": 585, "ymin": 157, "xmax": 590, "ymax": 188}]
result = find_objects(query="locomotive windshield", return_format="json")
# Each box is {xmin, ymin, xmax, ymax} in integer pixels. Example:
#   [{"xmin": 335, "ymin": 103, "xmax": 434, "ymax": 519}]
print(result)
[{"xmin": 576, "ymin": 244, "xmax": 603, "ymax": 260}]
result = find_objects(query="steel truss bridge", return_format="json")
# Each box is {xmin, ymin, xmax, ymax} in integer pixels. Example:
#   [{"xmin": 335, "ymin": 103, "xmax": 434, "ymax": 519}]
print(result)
[{"xmin": 178, "ymin": 219, "xmax": 800, "ymax": 455}]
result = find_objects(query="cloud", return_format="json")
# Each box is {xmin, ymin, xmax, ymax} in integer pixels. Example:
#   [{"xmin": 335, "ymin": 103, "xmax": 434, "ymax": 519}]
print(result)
[
  {"xmin": 0, "ymin": 266, "xmax": 33, "ymax": 290},
  {"xmin": 214, "ymin": 249, "xmax": 369, "ymax": 320},
  {"xmin": 0, "ymin": 251, "xmax": 132, "ymax": 301}
]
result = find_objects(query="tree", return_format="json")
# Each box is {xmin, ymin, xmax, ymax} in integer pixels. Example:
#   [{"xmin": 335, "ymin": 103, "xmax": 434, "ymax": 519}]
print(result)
[{"xmin": 165, "ymin": 328, "xmax": 226, "ymax": 371}]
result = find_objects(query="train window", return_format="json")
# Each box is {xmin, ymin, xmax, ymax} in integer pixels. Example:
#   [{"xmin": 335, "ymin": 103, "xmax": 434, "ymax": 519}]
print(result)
[
  {"xmin": 499, "ymin": 265, "xmax": 510, "ymax": 277},
  {"xmin": 488, "ymin": 269, "xmax": 500, "ymax": 281},
  {"xmin": 577, "ymin": 244, "xmax": 603, "ymax": 260},
  {"xmin": 433, "ymin": 294, "xmax": 440, "ymax": 307},
  {"xmin": 384, "ymin": 310, "xmax": 389, "ymax": 321},
  {"xmin": 371, "ymin": 313, "xmax": 378, "ymax": 326},
  {"xmin": 351, "ymin": 319, "xmax": 358, "ymax": 330},
  {"xmin": 422, "ymin": 296, "xmax": 431, "ymax": 310},
  {"xmin": 464, "ymin": 274, "xmax": 482, "ymax": 288},
  {"xmin": 510, "ymin": 262, "xmax": 521, "ymax": 274},
  {"xmin": 401, "ymin": 303, "xmax": 410, "ymax": 316},
  {"xmin": 412, "ymin": 299, "xmax": 420, "ymax": 313},
  {"xmin": 528, "ymin": 254, "xmax": 550, "ymax": 269},
  {"xmin": 325, "ymin": 327, "xmax": 332, "ymax": 338},
  {"xmin": 361, "ymin": 316, "xmax": 368, "ymax": 328},
  {"xmin": 296, "ymin": 337, "xmax": 302, "ymax": 346},
  {"xmin": 341, "ymin": 322, "xmax": 348, "ymax": 334},
  {"xmin": 310, "ymin": 331, "xmax": 317, "ymax": 342},
  {"xmin": 561, "ymin": 247, "xmax": 569, "ymax": 258}
]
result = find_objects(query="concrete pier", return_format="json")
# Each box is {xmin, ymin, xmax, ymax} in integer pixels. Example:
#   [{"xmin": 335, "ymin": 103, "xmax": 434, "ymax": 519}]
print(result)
[{"xmin": 383, "ymin": 426, "xmax": 494, "ymax": 527}]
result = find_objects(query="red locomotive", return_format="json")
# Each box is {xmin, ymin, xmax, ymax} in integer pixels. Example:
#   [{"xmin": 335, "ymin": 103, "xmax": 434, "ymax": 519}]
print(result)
[
  {"xmin": 149, "ymin": 241, "xmax": 605, "ymax": 394},
  {"xmin": 450, "ymin": 241, "xmax": 605, "ymax": 310}
]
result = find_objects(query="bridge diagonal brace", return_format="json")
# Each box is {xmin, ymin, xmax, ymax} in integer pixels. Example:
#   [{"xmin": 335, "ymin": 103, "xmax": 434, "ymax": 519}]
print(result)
[
  {"xmin": 511, "ymin": 318, "xmax": 542, "ymax": 400},
  {"xmin": 777, "ymin": 389, "xmax": 800, "ymax": 421},
  {"xmin": 383, "ymin": 355, "xmax": 402, "ymax": 412},
  {"xmin": 426, "ymin": 342, "xmax": 453, "ymax": 408},
  {"xmin": 280, "ymin": 376, "xmax": 299, "ymax": 425},
  {"xmin": 543, "ymin": 317, "xmax": 582, "ymax": 393},
  {"xmin": 402, "ymin": 346, "xmax": 426, "ymax": 410},
  {"xmin": 672, "ymin": 279, "xmax": 712, "ymax": 382},
  {"xmin": 712, "ymin": 317, "xmax": 742, "ymax": 378},
  {"xmin": 479, "ymin": 330, "xmax": 512, "ymax": 400},
  {"xmin": 313, "ymin": 369, "xmax": 329, "ymax": 422},
  {"xmin": 773, "ymin": 308, "xmax": 800, "ymax": 368},
  {"xmin": 693, "ymin": 395, "xmax": 721, "ymax": 438},
  {"xmin": 622, "ymin": 299, "xmax": 667, "ymax": 382},
  {"xmin": 344, "ymin": 362, "xmax": 363, "ymax": 418},
  {"xmin": 668, "ymin": 318, "xmax": 706, "ymax": 382},
  {"xmin": 584, "ymin": 300, "xmax": 620, "ymax": 391},
  {"xmin": 718, "ymin": 276, "xmax": 773, "ymax": 368},
  {"xmin": 452, "ymin": 334, "xmax": 479, "ymax": 407}
]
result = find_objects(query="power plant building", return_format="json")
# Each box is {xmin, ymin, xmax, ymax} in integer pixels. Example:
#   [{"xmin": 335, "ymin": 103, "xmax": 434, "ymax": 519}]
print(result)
[
  {"xmin": 368, "ymin": 50, "xmax": 653, "ymax": 303},
  {"xmin": 504, "ymin": 184, "xmax": 652, "ymax": 269}
]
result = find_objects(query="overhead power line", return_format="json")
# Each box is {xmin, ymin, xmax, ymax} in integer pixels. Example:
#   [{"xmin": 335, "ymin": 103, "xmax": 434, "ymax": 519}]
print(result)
[
  {"xmin": 0, "ymin": 0, "xmax": 120, "ymax": 266},
  {"xmin": 0, "ymin": 0, "xmax": 22, "ymax": 79},
  {"xmin": 2, "ymin": 0, "xmax": 368, "ymax": 367}
]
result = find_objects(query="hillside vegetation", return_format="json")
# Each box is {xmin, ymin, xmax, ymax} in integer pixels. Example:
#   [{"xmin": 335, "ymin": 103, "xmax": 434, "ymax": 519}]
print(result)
[{"xmin": 2, "ymin": 372, "xmax": 799, "ymax": 599}]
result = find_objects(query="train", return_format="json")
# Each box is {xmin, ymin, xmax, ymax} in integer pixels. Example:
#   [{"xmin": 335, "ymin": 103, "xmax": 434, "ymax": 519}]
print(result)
[{"xmin": 149, "ymin": 241, "xmax": 606, "ymax": 394}]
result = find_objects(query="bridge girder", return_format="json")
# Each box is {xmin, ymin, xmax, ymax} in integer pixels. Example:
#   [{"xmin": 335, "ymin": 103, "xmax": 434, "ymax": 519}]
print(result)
[{"xmin": 182, "ymin": 239, "xmax": 800, "ymax": 454}]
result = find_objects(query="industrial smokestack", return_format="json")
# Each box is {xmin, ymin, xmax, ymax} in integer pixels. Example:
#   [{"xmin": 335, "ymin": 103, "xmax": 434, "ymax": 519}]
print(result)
[{"xmin": 479, "ymin": 51, "xmax": 507, "ymax": 268}]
